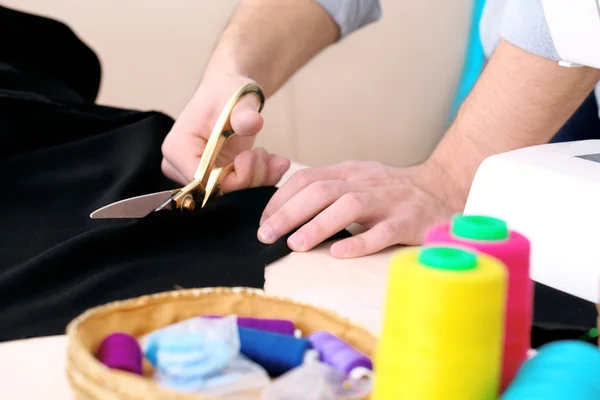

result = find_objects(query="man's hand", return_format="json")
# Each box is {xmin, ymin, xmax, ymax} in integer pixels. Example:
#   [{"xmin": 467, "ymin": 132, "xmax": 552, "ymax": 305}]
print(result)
[
  {"xmin": 161, "ymin": 75, "xmax": 290, "ymax": 192},
  {"xmin": 255, "ymin": 39, "xmax": 600, "ymax": 259},
  {"xmin": 161, "ymin": 0, "xmax": 342, "ymax": 191},
  {"xmin": 257, "ymin": 160, "xmax": 459, "ymax": 258}
]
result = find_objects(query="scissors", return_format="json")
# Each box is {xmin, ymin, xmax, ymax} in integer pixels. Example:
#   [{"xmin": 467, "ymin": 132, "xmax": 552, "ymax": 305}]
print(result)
[{"xmin": 90, "ymin": 82, "xmax": 265, "ymax": 219}]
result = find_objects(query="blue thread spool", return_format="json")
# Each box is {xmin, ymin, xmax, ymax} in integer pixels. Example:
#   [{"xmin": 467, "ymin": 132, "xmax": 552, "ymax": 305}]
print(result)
[
  {"xmin": 238, "ymin": 326, "xmax": 317, "ymax": 377},
  {"xmin": 501, "ymin": 340, "xmax": 600, "ymax": 399}
]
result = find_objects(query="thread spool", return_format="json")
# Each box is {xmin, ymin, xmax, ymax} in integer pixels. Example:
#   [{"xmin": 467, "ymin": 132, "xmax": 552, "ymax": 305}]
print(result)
[
  {"xmin": 501, "ymin": 340, "xmax": 600, "ymax": 399},
  {"xmin": 238, "ymin": 326, "xmax": 317, "ymax": 377},
  {"xmin": 424, "ymin": 214, "xmax": 532, "ymax": 392},
  {"xmin": 308, "ymin": 331, "xmax": 372, "ymax": 378},
  {"xmin": 202, "ymin": 315, "xmax": 297, "ymax": 336},
  {"xmin": 372, "ymin": 246, "xmax": 507, "ymax": 400},
  {"xmin": 96, "ymin": 332, "xmax": 143, "ymax": 375}
]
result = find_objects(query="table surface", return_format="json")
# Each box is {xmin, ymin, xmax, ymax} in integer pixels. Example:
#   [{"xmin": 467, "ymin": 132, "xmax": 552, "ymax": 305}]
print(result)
[{"xmin": 0, "ymin": 162, "xmax": 399, "ymax": 399}]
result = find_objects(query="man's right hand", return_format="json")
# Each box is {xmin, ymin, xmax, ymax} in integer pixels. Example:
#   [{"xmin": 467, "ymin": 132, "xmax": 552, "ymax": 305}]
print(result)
[
  {"xmin": 161, "ymin": 0, "xmax": 360, "ymax": 193},
  {"xmin": 161, "ymin": 75, "xmax": 290, "ymax": 192}
]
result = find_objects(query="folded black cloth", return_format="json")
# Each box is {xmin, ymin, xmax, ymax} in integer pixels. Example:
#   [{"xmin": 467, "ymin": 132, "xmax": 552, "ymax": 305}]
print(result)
[{"xmin": 0, "ymin": 5, "xmax": 347, "ymax": 342}]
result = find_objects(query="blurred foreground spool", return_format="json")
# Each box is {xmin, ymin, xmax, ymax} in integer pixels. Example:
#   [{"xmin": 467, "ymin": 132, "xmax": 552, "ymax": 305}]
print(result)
[
  {"xmin": 372, "ymin": 246, "xmax": 507, "ymax": 400},
  {"xmin": 424, "ymin": 214, "xmax": 532, "ymax": 392},
  {"xmin": 501, "ymin": 340, "xmax": 600, "ymax": 399}
]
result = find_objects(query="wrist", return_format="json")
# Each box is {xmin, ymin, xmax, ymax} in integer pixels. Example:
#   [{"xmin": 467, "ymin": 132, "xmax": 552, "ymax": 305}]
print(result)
[
  {"xmin": 424, "ymin": 141, "xmax": 476, "ymax": 212},
  {"xmin": 202, "ymin": 47, "xmax": 275, "ymax": 98}
]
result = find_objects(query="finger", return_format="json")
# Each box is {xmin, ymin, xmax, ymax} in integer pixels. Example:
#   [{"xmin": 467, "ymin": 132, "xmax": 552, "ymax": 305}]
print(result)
[
  {"xmin": 161, "ymin": 131, "xmax": 203, "ymax": 183},
  {"xmin": 220, "ymin": 148, "xmax": 268, "ymax": 193},
  {"xmin": 260, "ymin": 167, "xmax": 342, "ymax": 224},
  {"xmin": 257, "ymin": 180, "xmax": 350, "ymax": 244},
  {"xmin": 248, "ymin": 147, "xmax": 269, "ymax": 187},
  {"xmin": 230, "ymin": 93, "xmax": 264, "ymax": 137},
  {"xmin": 264, "ymin": 154, "xmax": 291, "ymax": 186},
  {"xmin": 330, "ymin": 219, "xmax": 403, "ymax": 258},
  {"xmin": 287, "ymin": 192, "xmax": 372, "ymax": 252},
  {"xmin": 161, "ymin": 158, "xmax": 188, "ymax": 185}
]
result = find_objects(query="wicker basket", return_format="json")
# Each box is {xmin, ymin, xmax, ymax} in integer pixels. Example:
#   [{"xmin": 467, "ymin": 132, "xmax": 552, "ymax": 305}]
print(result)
[{"xmin": 65, "ymin": 287, "xmax": 377, "ymax": 399}]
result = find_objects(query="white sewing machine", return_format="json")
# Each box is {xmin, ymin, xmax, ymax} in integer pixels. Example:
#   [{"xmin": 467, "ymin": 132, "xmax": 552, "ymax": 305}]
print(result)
[
  {"xmin": 465, "ymin": 140, "xmax": 600, "ymax": 303},
  {"xmin": 465, "ymin": 1, "xmax": 600, "ymax": 303}
]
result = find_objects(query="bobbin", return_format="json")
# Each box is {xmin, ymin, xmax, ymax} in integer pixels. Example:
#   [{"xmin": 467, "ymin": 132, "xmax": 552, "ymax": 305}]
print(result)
[
  {"xmin": 308, "ymin": 331, "xmax": 372, "ymax": 379},
  {"xmin": 96, "ymin": 332, "xmax": 143, "ymax": 375}
]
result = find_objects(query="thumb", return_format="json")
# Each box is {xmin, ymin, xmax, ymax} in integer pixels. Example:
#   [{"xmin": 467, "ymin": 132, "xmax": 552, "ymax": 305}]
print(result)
[{"xmin": 230, "ymin": 92, "xmax": 264, "ymax": 137}]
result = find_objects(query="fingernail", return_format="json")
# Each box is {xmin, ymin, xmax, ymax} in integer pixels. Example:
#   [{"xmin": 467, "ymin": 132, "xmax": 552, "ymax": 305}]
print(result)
[
  {"xmin": 331, "ymin": 241, "xmax": 351, "ymax": 258},
  {"xmin": 288, "ymin": 232, "xmax": 306, "ymax": 251},
  {"xmin": 258, "ymin": 223, "xmax": 276, "ymax": 244}
]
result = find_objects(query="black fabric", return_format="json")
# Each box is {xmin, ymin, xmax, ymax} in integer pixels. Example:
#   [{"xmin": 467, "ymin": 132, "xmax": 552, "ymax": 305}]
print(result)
[
  {"xmin": 0, "ymin": 5, "xmax": 348, "ymax": 343},
  {"xmin": 550, "ymin": 91, "xmax": 600, "ymax": 143},
  {"xmin": 0, "ymin": 5, "xmax": 101, "ymax": 103},
  {"xmin": 531, "ymin": 282, "xmax": 598, "ymax": 347}
]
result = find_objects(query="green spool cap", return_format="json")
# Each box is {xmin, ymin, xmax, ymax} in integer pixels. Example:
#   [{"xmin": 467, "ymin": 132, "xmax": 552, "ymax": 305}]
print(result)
[
  {"xmin": 418, "ymin": 246, "xmax": 477, "ymax": 271},
  {"xmin": 451, "ymin": 214, "xmax": 509, "ymax": 241}
]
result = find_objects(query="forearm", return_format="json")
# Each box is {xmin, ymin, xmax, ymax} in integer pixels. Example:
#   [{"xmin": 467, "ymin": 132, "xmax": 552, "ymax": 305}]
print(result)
[
  {"xmin": 430, "ymin": 39, "xmax": 600, "ymax": 208},
  {"xmin": 204, "ymin": 0, "xmax": 339, "ymax": 97}
]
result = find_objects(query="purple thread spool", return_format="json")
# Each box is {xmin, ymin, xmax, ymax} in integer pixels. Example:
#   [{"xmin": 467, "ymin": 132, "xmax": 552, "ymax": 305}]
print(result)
[
  {"xmin": 202, "ymin": 315, "xmax": 296, "ymax": 336},
  {"xmin": 308, "ymin": 331, "xmax": 372, "ymax": 378},
  {"xmin": 96, "ymin": 332, "xmax": 143, "ymax": 375}
]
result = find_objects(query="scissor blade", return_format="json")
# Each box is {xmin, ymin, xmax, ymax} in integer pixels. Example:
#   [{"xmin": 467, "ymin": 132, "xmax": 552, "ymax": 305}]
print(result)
[{"xmin": 90, "ymin": 190, "xmax": 174, "ymax": 219}]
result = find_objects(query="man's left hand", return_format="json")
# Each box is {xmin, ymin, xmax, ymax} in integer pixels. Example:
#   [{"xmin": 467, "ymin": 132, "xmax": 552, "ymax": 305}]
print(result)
[{"xmin": 257, "ymin": 160, "xmax": 463, "ymax": 258}]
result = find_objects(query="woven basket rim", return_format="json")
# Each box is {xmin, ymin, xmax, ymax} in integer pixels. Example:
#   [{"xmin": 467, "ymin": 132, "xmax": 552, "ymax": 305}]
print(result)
[{"xmin": 65, "ymin": 286, "xmax": 377, "ymax": 399}]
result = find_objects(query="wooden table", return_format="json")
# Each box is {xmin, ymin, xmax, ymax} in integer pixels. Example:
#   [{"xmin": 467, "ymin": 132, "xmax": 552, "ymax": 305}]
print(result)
[{"xmin": 0, "ymin": 162, "xmax": 398, "ymax": 399}]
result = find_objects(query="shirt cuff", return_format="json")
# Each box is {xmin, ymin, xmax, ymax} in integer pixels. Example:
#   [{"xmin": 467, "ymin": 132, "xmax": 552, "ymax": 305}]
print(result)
[
  {"xmin": 314, "ymin": 0, "xmax": 382, "ymax": 38},
  {"xmin": 500, "ymin": 0, "xmax": 560, "ymax": 61}
]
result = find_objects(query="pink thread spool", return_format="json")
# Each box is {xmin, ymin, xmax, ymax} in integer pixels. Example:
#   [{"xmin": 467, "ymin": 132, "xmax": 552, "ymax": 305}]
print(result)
[{"xmin": 423, "ymin": 214, "xmax": 532, "ymax": 393}]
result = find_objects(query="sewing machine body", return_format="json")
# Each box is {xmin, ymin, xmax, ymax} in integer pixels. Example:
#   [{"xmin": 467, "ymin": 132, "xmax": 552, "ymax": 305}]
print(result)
[{"xmin": 464, "ymin": 140, "xmax": 600, "ymax": 303}]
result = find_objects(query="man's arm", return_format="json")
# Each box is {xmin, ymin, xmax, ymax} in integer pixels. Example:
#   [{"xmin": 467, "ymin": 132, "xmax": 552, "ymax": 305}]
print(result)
[
  {"xmin": 162, "ymin": 0, "xmax": 380, "ymax": 185},
  {"xmin": 429, "ymin": 38, "xmax": 600, "ymax": 210},
  {"xmin": 203, "ymin": 0, "xmax": 381, "ymax": 97},
  {"xmin": 256, "ymin": 37, "xmax": 600, "ymax": 254}
]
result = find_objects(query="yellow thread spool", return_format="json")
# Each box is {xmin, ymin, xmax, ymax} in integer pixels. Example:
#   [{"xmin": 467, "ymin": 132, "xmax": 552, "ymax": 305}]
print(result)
[{"xmin": 372, "ymin": 246, "xmax": 507, "ymax": 400}]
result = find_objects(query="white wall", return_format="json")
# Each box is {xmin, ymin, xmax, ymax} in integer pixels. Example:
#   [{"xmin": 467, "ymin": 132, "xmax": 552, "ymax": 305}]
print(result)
[{"xmin": 4, "ymin": 0, "xmax": 472, "ymax": 167}]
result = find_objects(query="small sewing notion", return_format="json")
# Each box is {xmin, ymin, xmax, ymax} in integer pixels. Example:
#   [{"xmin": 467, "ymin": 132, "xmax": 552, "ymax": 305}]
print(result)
[{"xmin": 89, "ymin": 83, "xmax": 265, "ymax": 219}]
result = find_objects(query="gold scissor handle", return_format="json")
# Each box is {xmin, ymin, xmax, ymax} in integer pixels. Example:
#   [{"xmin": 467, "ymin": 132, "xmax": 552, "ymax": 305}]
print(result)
[
  {"xmin": 202, "ymin": 163, "xmax": 235, "ymax": 207},
  {"xmin": 172, "ymin": 83, "xmax": 265, "ymax": 211}
]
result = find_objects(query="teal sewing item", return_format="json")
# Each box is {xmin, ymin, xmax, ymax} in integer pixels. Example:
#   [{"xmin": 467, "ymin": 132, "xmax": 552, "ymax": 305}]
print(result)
[
  {"xmin": 501, "ymin": 340, "xmax": 600, "ymax": 399},
  {"xmin": 141, "ymin": 315, "xmax": 246, "ymax": 391},
  {"xmin": 144, "ymin": 331, "xmax": 232, "ymax": 379}
]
